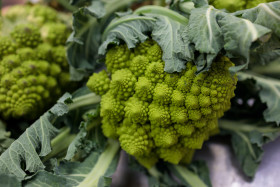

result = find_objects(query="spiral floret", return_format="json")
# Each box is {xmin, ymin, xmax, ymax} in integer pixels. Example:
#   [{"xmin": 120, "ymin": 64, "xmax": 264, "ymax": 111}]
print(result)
[
  {"xmin": 87, "ymin": 40, "xmax": 237, "ymax": 168},
  {"xmin": 0, "ymin": 4, "xmax": 72, "ymax": 120}
]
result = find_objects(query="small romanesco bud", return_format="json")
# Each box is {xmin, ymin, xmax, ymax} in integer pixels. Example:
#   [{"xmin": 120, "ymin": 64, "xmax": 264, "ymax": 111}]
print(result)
[
  {"xmin": 10, "ymin": 24, "xmax": 42, "ymax": 48},
  {"xmin": 41, "ymin": 23, "xmax": 69, "ymax": 46},
  {"xmin": 117, "ymin": 123, "xmax": 153, "ymax": 157},
  {"xmin": 36, "ymin": 43, "xmax": 52, "ymax": 61},
  {"xmin": 124, "ymin": 97, "xmax": 149, "ymax": 124},
  {"xmin": 87, "ymin": 70, "xmax": 110, "ymax": 96},
  {"xmin": 105, "ymin": 45, "xmax": 131, "ymax": 73},
  {"xmin": 135, "ymin": 152, "xmax": 158, "ymax": 169},
  {"xmin": 110, "ymin": 69, "xmax": 136, "ymax": 100},
  {"xmin": 134, "ymin": 39, "xmax": 156, "ymax": 55},
  {"xmin": 153, "ymin": 83, "xmax": 172, "ymax": 105},
  {"xmin": 157, "ymin": 144, "xmax": 188, "ymax": 164},
  {"xmin": 0, "ymin": 36, "xmax": 17, "ymax": 59},
  {"xmin": 149, "ymin": 102, "xmax": 171, "ymax": 126},
  {"xmin": 129, "ymin": 55, "xmax": 149, "ymax": 77},
  {"xmin": 134, "ymin": 77, "xmax": 154, "ymax": 101},
  {"xmin": 151, "ymin": 126, "xmax": 178, "ymax": 147},
  {"xmin": 147, "ymin": 43, "xmax": 163, "ymax": 62},
  {"xmin": 100, "ymin": 92, "xmax": 124, "ymax": 122},
  {"xmin": 27, "ymin": 4, "xmax": 58, "ymax": 25},
  {"xmin": 145, "ymin": 61, "xmax": 165, "ymax": 83},
  {"xmin": 17, "ymin": 47, "xmax": 37, "ymax": 61},
  {"xmin": 86, "ymin": 40, "xmax": 238, "ymax": 168},
  {"xmin": 101, "ymin": 118, "xmax": 119, "ymax": 139}
]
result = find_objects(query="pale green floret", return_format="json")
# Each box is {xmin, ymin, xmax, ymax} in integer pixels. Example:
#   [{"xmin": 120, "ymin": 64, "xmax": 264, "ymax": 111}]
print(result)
[
  {"xmin": 117, "ymin": 123, "xmax": 153, "ymax": 156},
  {"xmin": 129, "ymin": 55, "xmax": 149, "ymax": 77},
  {"xmin": 17, "ymin": 47, "xmax": 37, "ymax": 61},
  {"xmin": 36, "ymin": 43, "xmax": 52, "ymax": 61},
  {"xmin": 170, "ymin": 106, "xmax": 188, "ymax": 124},
  {"xmin": 145, "ymin": 61, "xmax": 165, "ymax": 83},
  {"xmin": 124, "ymin": 97, "xmax": 149, "ymax": 124},
  {"xmin": 157, "ymin": 144, "xmax": 188, "ymax": 164},
  {"xmin": 153, "ymin": 83, "xmax": 172, "ymax": 105},
  {"xmin": 87, "ymin": 70, "xmax": 110, "ymax": 96},
  {"xmin": 0, "ymin": 36, "xmax": 17, "ymax": 59},
  {"xmin": 134, "ymin": 77, "xmax": 154, "ymax": 101},
  {"xmin": 134, "ymin": 39, "xmax": 156, "ymax": 55},
  {"xmin": 171, "ymin": 90, "xmax": 185, "ymax": 106},
  {"xmin": 151, "ymin": 126, "xmax": 178, "ymax": 147},
  {"xmin": 87, "ymin": 40, "xmax": 238, "ymax": 168},
  {"xmin": 164, "ymin": 73, "xmax": 180, "ymax": 88},
  {"xmin": 41, "ymin": 23, "xmax": 69, "ymax": 46},
  {"xmin": 101, "ymin": 118, "xmax": 119, "ymax": 139},
  {"xmin": 10, "ymin": 24, "xmax": 42, "ymax": 47},
  {"xmin": 100, "ymin": 92, "xmax": 124, "ymax": 122},
  {"xmin": 105, "ymin": 45, "xmax": 131, "ymax": 73},
  {"xmin": 146, "ymin": 43, "xmax": 163, "ymax": 62},
  {"xmin": 27, "ymin": 4, "xmax": 58, "ymax": 25},
  {"xmin": 110, "ymin": 69, "xmax": 136, "ymax": 100},
  {"xmin": 149, "ymin": 102, "xmax": 171, "ymax": 126},
  {"xmin": 52, "ymin": 46, "xmax": 68, "ymax": 68}
]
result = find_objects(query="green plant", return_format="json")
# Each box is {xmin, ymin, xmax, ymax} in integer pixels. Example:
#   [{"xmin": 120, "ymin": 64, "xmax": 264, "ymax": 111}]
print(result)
[
  {"xmin": 87, "ymin": 40, "xmax": 237, "ymax": 168},
  {"xmin": 0, "ymin": 1, "xmax": 280, "ymax": 186}
]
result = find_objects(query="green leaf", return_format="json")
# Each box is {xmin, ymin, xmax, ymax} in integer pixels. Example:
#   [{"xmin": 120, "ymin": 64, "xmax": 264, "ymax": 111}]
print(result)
[
  {"xmin": 187, "ymin": 7, "xmax": 223, "ymax": 54},
  {"xmin": 0, "ymin": 93, "xmax": 71, "ymax": 181},
  {"xmin": 99, "ymin": 15, "xmax": 155, "ymax": 54},
  {"xmin": 152, "ymin": 15, "xmax": 192, "ymax": 72},
  {"xmin": 238, "ymin": 2, "xmax": 280, "ymax": 38},
  {"xmin": 219, "ymin": 119, "xmax": 280, "ymax": 177},
  {"xmin": 218, "ymin": 12, "xmax": 271, "ymax": 71},
  {"xmin": 25, "ymin": 140, "xmax": 120, "ymax": 187},
  {"xmin": 0, "ymin": 174, "xmax": 21, "ymax": 187},
  {"xmin": 238, "ymin": 72, "xmax": 280, "ymax": 125}
]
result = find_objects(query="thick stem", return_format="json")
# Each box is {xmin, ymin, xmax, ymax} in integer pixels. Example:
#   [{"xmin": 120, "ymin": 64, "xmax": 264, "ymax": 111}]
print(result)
[
  {"xmin": 68, "ymin": 93, "xmax": 101, "ymax": 111},
  {"xmin": 43, "ymin": 127, "xmax": 76, "ymax": 161},
  {"xmin": 77, "ymin": 139, "xmax": 120, "ymax": 187},
  {"xmin": 219, "ymin": 119, "xmax": 280, "ymax": 133}
]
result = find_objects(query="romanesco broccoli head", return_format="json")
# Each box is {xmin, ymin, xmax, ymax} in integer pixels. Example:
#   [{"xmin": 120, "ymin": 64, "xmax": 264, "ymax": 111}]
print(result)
[
  {"xmin": 87, "ymin": 40, "xmax": 237, "ymax": 168},
  {"xmin": 209, "ymin": 0, "xmax": 276, "ymax": 12},
  {"xmin": 0, "ymin": 4, "xmax": 72, "ymax": 120}
]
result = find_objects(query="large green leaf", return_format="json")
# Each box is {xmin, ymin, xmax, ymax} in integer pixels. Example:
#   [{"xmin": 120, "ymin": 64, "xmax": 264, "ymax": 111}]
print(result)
[
  {"xmin": 219, "ymin": 119, "xmax": 280, "ymax": 177},
  {"xmin": 0, "ymin": 94, "xmax": 71, "ymax": 181},
  {"xmin": 238, "ymin": 2, "xmax": 280, "ymax": 38},
  {"xmin": 24, "ymin": 140, "xmax": 120, "ymax": 187},
  {"xmin": 238, "ymin": 72, "xmax": 280, "ymax": 125}
]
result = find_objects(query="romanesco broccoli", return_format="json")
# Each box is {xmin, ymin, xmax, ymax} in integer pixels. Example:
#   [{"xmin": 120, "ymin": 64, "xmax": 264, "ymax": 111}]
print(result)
[
  {"xmin": 87, "ymin": 39, "xmax": 237, "ymax": 168},
  {"xmin": 0, "ymin": 4, "xmax": 71, "ymax": 120},
  {"xmin": 209, "ymin": 0, "xmax": 276, "ymax": 12}
]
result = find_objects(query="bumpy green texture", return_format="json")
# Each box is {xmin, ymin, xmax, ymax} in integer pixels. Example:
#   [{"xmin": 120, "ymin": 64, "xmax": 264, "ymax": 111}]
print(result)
[
  {"xmin": 209, "ymin": 0, "xmax": 276, "ymax": 12},
  {"xmin": 0, "ymin": 4, "xmax": 71, "ymax": 120},
  {"xmin": 87, "ymin": 40, "xmax": 237, "ymax": 168}
]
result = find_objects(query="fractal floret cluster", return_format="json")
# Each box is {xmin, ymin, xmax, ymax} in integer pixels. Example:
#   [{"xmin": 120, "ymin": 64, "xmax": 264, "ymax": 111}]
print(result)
[
  {"xmin": 87, "ymin": 39, "xmax": 237, "ymax": 168},
  {"xmin": 0, "ymin": 4, "xmax": 71, "ymax": 119}
]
